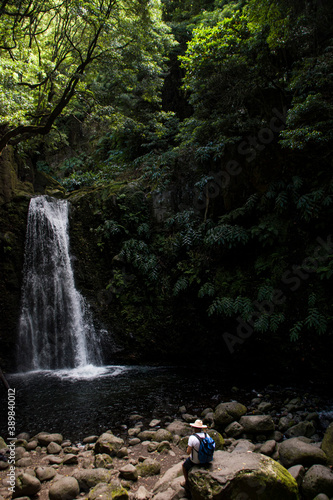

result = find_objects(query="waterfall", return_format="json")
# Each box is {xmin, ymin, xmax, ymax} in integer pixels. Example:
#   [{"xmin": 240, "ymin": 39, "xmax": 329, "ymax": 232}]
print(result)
[{"xmin": 17, "ymin": 195, "xmax": 102, "ymax": 371}]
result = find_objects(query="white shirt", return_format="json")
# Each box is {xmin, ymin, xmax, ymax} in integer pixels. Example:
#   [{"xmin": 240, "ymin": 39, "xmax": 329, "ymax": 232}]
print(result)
[{"xmin": 188, "ymin": 432, "xmax": 206, "ymax": 464}]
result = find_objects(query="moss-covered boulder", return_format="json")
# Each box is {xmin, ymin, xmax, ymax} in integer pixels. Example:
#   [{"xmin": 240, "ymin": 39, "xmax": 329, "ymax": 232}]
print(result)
[
  {"xmin": 188, "ymin": 450, "xmax": 299, "ymax": 500},
  {"xmin": 321, "ymin": 422, "xmax": 333, "ymax": 465},
  {"xmin": 72, "ymin": 468, "xmax": 114, "ymax": 492},
  {"xmin": 137, "ymin": 430, "xmax": 157, "ymax": 441},
  {"xmin": 88, "ymin": 481, "xmax": 129, "ymax": 500},
  {"xmin": 94, "ymin": 432, "xmax": 124, "ymax": 456},
  {"xmin": 208, "ymin": 429, "xmax": 224, "ymax": 450},
  {"xmin": 137, "ymin": 458, "xmax": 161, "ymax": 477},
  {"xmin": 94, "ymin": 453, "xmax": 113, "ymax": 469},
  {"xmin": 155, "ymin": 429, "xmax": 173, "ymax": 442},
  {"xmin": 14, "ymin": 472, "xmax": 41, "ymax": 498},
  {"xmin": 0, "ymin": 436, "xmax": 7, "ymax": 449},
  {"xmin": 213, "ymin": 402, "xmax": 247, "ymax": 431}
]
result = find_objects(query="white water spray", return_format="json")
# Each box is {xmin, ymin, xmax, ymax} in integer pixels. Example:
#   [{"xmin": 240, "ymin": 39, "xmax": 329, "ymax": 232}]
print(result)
[{"xmin": 17, "ymin": 196, "xmax": 102, "ymax": 371}]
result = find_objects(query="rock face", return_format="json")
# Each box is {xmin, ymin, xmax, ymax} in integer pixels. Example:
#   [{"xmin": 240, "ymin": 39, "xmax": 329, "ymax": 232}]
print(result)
[{"xmin": 188, "ymin": 450, "xmax": 299, "ymax": 500}]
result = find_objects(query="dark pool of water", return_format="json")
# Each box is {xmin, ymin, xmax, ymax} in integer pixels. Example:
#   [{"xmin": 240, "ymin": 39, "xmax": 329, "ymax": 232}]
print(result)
[{"xmin": 0, "ymin": 364, "xmax": 332, "ymax": 443}]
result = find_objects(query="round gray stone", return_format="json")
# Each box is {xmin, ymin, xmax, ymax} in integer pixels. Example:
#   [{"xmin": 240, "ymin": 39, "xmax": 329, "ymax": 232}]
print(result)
[{"xmin": 49, "ymin": 477, "xmax": 80, "ymax": 500}]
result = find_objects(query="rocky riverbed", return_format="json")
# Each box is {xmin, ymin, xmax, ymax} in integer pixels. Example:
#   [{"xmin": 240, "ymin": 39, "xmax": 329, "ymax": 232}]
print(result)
[{"xmin": 1, "ymin": 387, "xmax": 333, "ymax": 500}]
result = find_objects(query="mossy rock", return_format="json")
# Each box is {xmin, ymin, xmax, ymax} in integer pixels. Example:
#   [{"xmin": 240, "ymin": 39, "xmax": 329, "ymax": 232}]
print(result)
[
  {"xmin": 137, "ymin": 458, "xmax": 161, "ymax": 477},
  {"xmin": 94, "ymin": 432, "xmax": 124, "ymax": 456},
  {"xmin": 321, "ymin": 422, "xmax": 333, "ymax": 466},
  {"xmin": 208, "ymin": 429, "xmax": 224, "ymax": 451},
  {"xmin": 213, "ymin": 402, "xmax": 247, "ymax": 431},
  {"xmin": 88, "ymin": 481, "xmax": 129, "ymax": 500},
  {"xmin": 188, "ymin": 451, "xmax": 299, "ymax": 500},
  {"xmin": 0, "ymin": 436, "xmax": 7, "ymax": 449},
  {"xmin": 94, "ymin": 453, "xmax": 113, "ymax": 469}
]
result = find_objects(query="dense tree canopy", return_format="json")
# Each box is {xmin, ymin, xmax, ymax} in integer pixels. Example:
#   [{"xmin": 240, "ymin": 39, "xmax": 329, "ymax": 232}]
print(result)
[
  {"xmin": 0, "ymin": 0, "xmax": 173, "ymax": 151},
  {"xmin": 1, "ymin": 0, "xmax": 333, "ymax": 374}
]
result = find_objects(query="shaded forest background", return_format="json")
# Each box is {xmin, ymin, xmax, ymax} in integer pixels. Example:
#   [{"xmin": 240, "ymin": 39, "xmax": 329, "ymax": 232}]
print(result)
[{"xmin": 0, "ymin": 0, "xmax": 333, "ymax": 382}]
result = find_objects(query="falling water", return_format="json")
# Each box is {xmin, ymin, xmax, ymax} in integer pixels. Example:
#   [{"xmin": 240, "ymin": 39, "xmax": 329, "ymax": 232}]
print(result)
[{"xmin": 17, "ymin": 195, "xmax": 103, "ymax": 371}]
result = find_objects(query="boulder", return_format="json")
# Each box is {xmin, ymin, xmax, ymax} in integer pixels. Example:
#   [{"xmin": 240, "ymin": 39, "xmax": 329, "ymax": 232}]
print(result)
[
  {"xmin": 72, "ymin": 468, "xmax": 114, "ymax": 492},
  {"xmin": 48, "ymin": 477, "xmax": 80, "ymax": 500},
  {"xmin": 321, "ymin": 422, "xmax": 333, "ymax": 465},
  {"xmin": 46, "ymin": 454, "xmax": 63, "ymax": 465},
  {"xmin": 260, "ymin": 440, "xmax": 276, "ymax": 457},
  {"xmin": 288, "ymin": 465, "xmax": 305, "ymax": 487},
  {"xmin": 155, "ymin": 429, "xmax": 173, "ymax": 442},
  {"xmin": 0, "ymin": 437, "xmax": 7, "ymax": 449},
  {"xmin": 257, "ymin": 402, "xmax": 272, "ymax": 413},
  {"xmin": 83, "ymin": 435, "xmax": 99, "ymax": 444},
  {"xmin": 35, "ymin": 466, "xmax": 56, "ymax": 482},
  {"xmin": 129, "ymin": 438, "xmax": 141, "ymax": 446},
  {"xmin": 285, "ymin": 421, "xmax": 316, "ymax": 439},
  {"xmin": 157, "ymin": 441, "xmax": 172, "ymax": 453},
  {"xmin": 88, "ymin": 481, "xmax": 129, "ymax": 500},
  {"xmin": 301, "ymin": 464, "xmax": 333, "ymax": 499},
  {"xmin": 128, "ymin": 427, "xmax": 141, "ymax": 437},
  {"xmin": 166, "ymin": 420, "xmax": 191, "ymax": 437},
  {"xmin": 153, "ymin": 461, "xmax": 183, "ymax": 495},
  {"xmin": 134, "ymin": 485, "xmax": 152, "ymax": 499},
  {"xmin": 312, "ymin": 494, "xmax": 330, "ymax": 500},
  {"xmin": 188, "ymin": 450, "xmax": 299, "ymax": 500},
  {"xmin": 224, "ymin": 421, "xmax": 244, "ymax": 438},
  {"xmin": 279, "ymin": 437, "xmax": 327, "ymax": 468},
  {"xmin": 94, "ymin": 432, "xmax": 124, "ymax": 456},
  {"xmin": 117, "ymin": 447, "xmax": 129, "ymax": 458},
  {"xmin": 62, "ymin": 454, "xmax": 78, "ymax": 465},
  {"xmin": 62, "ymin": 446, "xmax": 80, "ymax": 454},
  {"xmin": 213, "ymin": 402, "xmax": 247, "ymax": 430},
  {"xmin": 94, "ymin": 453, "xmax": 113, "ymax": 469},
  {"xmin": 279, "ymin": 416, "xmax": 294, "ymax": 432},
  {"xmin": 207, "ymin": 430, "xmax": 224, "ymax": 450},
  {"xmin": 137, "ymin": 430, "xmax": 157, "ymax": 441},
  {"xmin": 13, "ymin": 473, "xmax": 41, "ymax": 498},
  {"xmin": 137, "ymin": 458, "xmax": 161, "ymax": 477},
  {"xmin": 16, "ymin": 432, "xmax": 30, "ymax": 441},
  {"xmin": 149, "ymin": 419, "xmax": 161, "ymax": 428},
  {"xmin": 15, "ymin": 457, "xmax": 32, "ymax": 467},
  {"xmin": 15, "ymin": 446, "xmax": 27, "ymax": 460},
  {"xmin": 239, "ymin": 415, "xmax": 275, "ymax": 434},
  {"xmin": 119, "ymin": 464, "xmax": 138, "ymax": 481},
  {"xmin": 47, "ymin": 442, "xmax": 62, "ymax": 454},
  {"xmin": 26, "ymin": 440, "xmax": 38, "ymax": 451},
  {"xmin": 232, "ymin": 439, "xmax": 255, "ymax": 454},
  {"xmin": 147, "ymin": 442, "xmax": 158, "ymax": 453},
  {"xmin": 35, "ymin": 432, "xmax": 63, "ymax": 446}
]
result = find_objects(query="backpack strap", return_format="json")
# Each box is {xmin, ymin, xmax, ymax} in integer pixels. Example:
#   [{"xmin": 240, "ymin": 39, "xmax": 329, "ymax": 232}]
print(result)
[{"xmin": 194, "ymin": 432, "xmax": 207, "ymax": 443}]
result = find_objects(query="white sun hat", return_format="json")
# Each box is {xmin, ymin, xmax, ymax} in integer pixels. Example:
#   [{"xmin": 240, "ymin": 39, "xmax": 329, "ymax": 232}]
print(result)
[{"xmin": 189, "ymin": 419, "xmax": 207, "ymax": 429}]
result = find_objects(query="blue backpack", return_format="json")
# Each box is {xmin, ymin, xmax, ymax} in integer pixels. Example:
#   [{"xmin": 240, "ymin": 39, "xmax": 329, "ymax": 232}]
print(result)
[{"xmin": 195, "ymin": 433, "xmax": 216, "ymax": 463}]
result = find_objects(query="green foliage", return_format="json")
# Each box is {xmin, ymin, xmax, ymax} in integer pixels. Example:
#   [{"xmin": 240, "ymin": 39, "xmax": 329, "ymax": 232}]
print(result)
[{"xmin": 119, "ymin": 239, "xmax": 159, "ymax": 284}]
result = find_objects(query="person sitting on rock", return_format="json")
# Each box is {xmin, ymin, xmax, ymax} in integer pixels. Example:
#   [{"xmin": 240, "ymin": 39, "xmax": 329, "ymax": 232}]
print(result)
[{"xmin": 182, "ymin": 419, "xmax": 209, "ymax": 491}]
